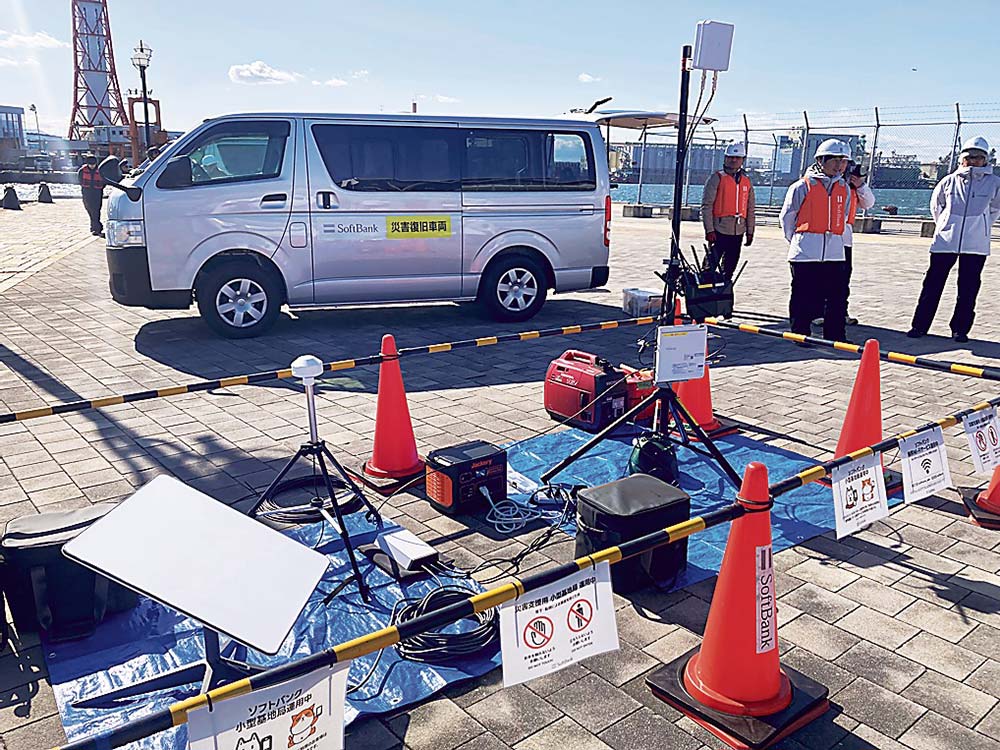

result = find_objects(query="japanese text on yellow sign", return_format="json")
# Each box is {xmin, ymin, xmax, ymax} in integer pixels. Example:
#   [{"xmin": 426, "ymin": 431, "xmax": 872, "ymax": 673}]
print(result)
[{"xmin": 386, "ymin": 215, "xmax": 452, "ymax": 239}]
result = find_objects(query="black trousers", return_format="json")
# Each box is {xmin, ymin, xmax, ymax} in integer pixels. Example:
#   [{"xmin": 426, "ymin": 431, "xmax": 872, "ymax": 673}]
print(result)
[
  {"xmin": 81, "ymin": 188, "xmax": 103, "ymax": 234},
  {"xmin": 789, "ymin": 261, "xmax": 848, "ymax": 342},
  {"xmin": 706, "ymin": 232, "xmax": 742, "ymax": 280},
  {"xmin": 911, "ymin": 252, "xmax": 987, "ymax": 337}
]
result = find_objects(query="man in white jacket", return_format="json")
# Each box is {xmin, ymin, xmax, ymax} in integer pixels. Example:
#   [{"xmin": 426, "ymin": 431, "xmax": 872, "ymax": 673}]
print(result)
[
  {"xmin": 779, "ymin": 139, "xmax": 853, "ymax": 342},
  {"xmin": 908, "ymin": 137, "xmax": 1000, "ymax": 343}
]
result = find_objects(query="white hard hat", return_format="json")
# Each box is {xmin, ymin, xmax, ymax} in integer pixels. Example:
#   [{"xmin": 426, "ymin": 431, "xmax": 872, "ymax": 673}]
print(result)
[
  {"xmin": 814, "ymin": 139, "xmax": 851, "ymax": 160},
  {"xmin": 960, "ymin": 136, "xmax": 990, "ymax": 157},
  {"xmin": 724, "ymin": 143, "xmax": 747, "ymax": 158}
]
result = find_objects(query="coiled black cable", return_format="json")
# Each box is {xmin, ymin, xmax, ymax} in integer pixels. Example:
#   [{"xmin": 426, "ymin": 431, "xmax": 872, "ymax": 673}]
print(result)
[{"xmin": 392, "ymin": 586, "xmax": 498, "ymax": 663}]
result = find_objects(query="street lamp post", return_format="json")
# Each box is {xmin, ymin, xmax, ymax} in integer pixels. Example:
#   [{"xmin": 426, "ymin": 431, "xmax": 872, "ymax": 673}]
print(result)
[
  {"xmin": 29, "ymin": 104, "xmax": 40, "ymax": 150},
  {"xmin": 130, "ymin": 40, "xmax": 153, "ymax": 155}
]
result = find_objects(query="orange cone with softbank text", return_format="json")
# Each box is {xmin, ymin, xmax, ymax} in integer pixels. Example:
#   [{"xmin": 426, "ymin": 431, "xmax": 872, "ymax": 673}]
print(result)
[
  {"xmin": 835, "ymin": 339, "xmax": 883, "ymax": 458},
  {"xmin": 364, "ymin": 334, "xmax": 424, "ymax": 479},
  {"xmin": 675, "ymin": 362, "xmax": 723, "ymax": 433},
  {"xmin": 964, "ymin": 464, "xmax": 1000, "ymax": 529},
  {"xmin": 646, "ymin": 462, "xmax": 830, "ymax": 749}
]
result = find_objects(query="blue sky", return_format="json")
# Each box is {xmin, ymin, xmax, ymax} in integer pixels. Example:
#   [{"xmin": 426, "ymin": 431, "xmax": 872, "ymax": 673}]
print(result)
[{"xmin": 1, "ymin": 0, "xmax": 997, "ymax": 136}]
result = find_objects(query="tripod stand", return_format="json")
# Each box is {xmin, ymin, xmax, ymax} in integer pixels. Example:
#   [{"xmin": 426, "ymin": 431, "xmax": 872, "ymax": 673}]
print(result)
[
  {"xmin": 541, "ymin": 381, "xmax": 741, "ymax": 490},
  {"xmin": 251, "ymin": 356, "xmax": 382, "ymax": 602}
]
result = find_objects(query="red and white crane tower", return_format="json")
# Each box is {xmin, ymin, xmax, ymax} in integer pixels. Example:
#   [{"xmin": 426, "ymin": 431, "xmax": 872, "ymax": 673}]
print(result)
[{"xmin": 68, "ymin": 0, "xmax": 128, "ymax": 139}]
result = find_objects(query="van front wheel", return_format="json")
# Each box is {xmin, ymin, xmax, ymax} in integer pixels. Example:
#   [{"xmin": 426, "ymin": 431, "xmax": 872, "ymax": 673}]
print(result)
[
  {"xmin": 479, "ymin": 255, "xmax": 548, "ymax": 322},
  {"xmin": 196, "ymin": 259, "xmax": 282, "ymax": 338}
]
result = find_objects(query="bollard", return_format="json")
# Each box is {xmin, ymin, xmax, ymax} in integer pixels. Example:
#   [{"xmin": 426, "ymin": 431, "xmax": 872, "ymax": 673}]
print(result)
[
  {"xmin": 2, "ymin": 185, "xmax": 21, "ymax": 210},
  {"xmin": 38, "ymin": 182, "xmax": 53, "ymax": 203}
]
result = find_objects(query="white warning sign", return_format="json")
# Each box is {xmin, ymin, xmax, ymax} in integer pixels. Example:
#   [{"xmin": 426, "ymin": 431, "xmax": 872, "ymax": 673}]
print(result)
[
  {"xmin": 755, "ymin": 544, "xmax": 776, "ymax": 654},
  {"xmin": 499, "ymin": 562, "xmax": 618, "ymax": 688},
  {"xmin": 654, "ymin": 324, "xmax": 707, "ymax": 384},
  {"xmin": 899, "ymin": 427, "xmax": 953, "ymax": 503},
  {"xmin": 962, "ymin": 407, "xmax": 1000, "ymax": 474},
  {"xmin": 831, "ymin": 452, "xmax": 890, "ymax": 539}
]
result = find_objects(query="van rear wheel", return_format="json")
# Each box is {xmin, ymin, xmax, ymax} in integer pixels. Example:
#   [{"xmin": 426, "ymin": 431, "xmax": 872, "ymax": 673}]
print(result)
[
  {"xmin": 196, "ymin": 259, "xmax": 282, "ymax": 338},
  {"xmin": 479, "ymin": 255, "xmax": 548, "ymax": 322}
]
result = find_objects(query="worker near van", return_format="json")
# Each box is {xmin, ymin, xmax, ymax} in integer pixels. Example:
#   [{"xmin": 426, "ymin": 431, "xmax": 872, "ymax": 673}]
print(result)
[
  {"xmin": 908, "ymin": 136, "xmax": 1000, "ymax": 343},
  {"xmin": 702, "ymin": 142, "xmax": 756, "ymax": 280},
  {"xmin": 778, "ymin": 139, "xmax": 852, "ymax": 343},
  {"xmin": 77, "ymin": 153, "xmax": 104, "ymax": 237}
]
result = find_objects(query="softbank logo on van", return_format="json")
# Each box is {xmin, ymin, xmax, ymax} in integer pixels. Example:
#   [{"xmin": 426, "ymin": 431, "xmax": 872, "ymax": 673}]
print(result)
[{"xmin": 324, "ymin": 222, "xmax": 380, "ymax": 236}]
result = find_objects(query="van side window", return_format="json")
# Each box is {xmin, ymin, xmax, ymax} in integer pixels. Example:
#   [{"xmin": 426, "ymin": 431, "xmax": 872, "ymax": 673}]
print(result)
[
  {"xmin": 311, "ymin": 125, "xmax": 461, "ymax": 191},
  {"xmin": 464, "ymin": 129, "xmax": 595, "ymax": 191},
  {"xmin": 183, "ymin": 121, "xmax": 290, "ymax": 186}
]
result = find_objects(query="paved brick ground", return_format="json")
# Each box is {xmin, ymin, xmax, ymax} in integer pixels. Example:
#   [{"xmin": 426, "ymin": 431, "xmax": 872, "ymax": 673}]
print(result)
[{"xmin": 0, "ymin": 200, "xmax": 999, "ymax": 750}]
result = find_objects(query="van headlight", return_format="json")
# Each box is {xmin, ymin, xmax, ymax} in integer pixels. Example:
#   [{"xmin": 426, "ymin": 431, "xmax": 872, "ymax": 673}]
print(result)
[{"xmin": 107, "ymin": 220, "xmax": 146, "ymax": 248}]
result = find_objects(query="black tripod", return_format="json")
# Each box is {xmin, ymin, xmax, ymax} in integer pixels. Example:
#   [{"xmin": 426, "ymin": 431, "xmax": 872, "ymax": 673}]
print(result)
[
  {"xmin": 541, "ymin": 382, "xmax": 741, "ymax": 489},
  {"xmin": 251, "ymin": 361, "xmax": 381, "ymax": 602}
]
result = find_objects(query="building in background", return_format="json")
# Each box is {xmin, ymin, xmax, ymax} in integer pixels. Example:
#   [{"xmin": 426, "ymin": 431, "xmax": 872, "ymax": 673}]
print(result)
[{"xmin": 0, "ymin": 105, "xmax": 26, "ymax": 164}]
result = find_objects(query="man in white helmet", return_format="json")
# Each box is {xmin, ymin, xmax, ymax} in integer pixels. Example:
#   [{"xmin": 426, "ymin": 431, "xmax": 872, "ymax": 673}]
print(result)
[
  {"xmin": 701, "ymin": 142, "xmax": 756, "ymax": 280},
  {"xmin": 908, "ymin": 136, "xmax": 1000, "ymax": 343},
  {"xmin": 778, "ymin": 138, "xmax": 852, "ymax": 342}
]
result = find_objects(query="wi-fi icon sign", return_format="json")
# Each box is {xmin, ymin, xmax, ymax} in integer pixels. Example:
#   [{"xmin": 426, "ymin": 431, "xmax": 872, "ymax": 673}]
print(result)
[{"xmin": 920, "ymin": 458, "xmax": 934, "ymax": 474}]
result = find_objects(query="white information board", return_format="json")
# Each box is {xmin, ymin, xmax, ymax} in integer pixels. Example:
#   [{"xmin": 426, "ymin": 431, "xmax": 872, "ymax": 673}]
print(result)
[
  {"xmin": 831, "ymin": 452, "xmax": 889, "ymax": 539},
  {"xmin": 500, "ymin": 562, "xmax": 618, "ymax": 688},
  {"xmin": 188, "ymin": 662, "xmax": 351, "ymax": 750},
  {"xmin": 899, "ymin": 427, "xmax": 953, "ymax": 503},
  {"xmin": 962, "ymin": 407, "xmax": 1000, "ymax": 474},
  {"xmin": 654, "ymin": 324, "xmax": 707, "ymax": 385}
]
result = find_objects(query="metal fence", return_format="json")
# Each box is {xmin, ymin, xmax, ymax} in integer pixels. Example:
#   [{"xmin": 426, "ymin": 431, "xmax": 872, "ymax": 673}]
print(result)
[{"xmin": 610, "ymin": 103, "xmax": 1000, "ymax": 220}]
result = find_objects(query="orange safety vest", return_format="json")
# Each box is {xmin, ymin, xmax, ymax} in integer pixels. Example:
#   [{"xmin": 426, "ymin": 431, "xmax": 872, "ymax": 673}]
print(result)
[
  {"xmin": 712, "ymin": 171, "xmax": 751, "ymax": 218},
  {"xmin": 79, "ymin": 165, "xmax": 103, "ymax": 189},
  {"xmin": 847, "ymin": 186, "xmax": 858, "ymax": 225},
  {"xmin": 795, "ymin": 177, "xmax": 847, "ymax": 235}
]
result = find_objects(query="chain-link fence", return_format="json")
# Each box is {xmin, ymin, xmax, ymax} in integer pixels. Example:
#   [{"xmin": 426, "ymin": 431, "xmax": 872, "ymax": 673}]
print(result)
[{"xmin": 610, "ymin": 103, "xmax": 1000, "ymax": 221}]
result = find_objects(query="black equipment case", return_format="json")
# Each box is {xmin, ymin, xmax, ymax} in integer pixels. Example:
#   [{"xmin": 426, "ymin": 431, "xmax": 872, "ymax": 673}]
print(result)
[
  {"xmin": 575, "ymin": 474, "xmax": 690, "ymax": 593},
  {"xmin": 0, "ymin": 504, "xmax": 139, "ymax": 648}
]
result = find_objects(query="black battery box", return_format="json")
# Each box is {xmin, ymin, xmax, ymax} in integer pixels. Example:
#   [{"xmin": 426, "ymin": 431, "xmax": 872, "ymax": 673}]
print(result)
[
  {"xmin": 575, "ymin": 474, "xmax": 690, "ymax": 593},
  {"xmin": 544, "ymin": 350, "xmax": 628, "ymax": 432},
  {"xmin": 425, "ymin": 440, "xmax": 507, "ymax": 515}
]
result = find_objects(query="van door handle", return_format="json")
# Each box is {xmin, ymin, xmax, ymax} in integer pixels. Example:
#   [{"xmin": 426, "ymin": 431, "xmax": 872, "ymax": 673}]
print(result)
[
  {"xmin": 316, "ymin": 191, "xmax": 339, "ymax": 209},
  {"xmin": 260, "ymin": 193, "xmax": 287, "ymax": 208}
]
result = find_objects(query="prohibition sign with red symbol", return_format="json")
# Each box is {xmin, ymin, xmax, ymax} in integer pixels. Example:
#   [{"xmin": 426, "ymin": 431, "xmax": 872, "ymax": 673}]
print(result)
[
  {"xmin": 990, "ymin": 425, "xmax": 999, "ymax": 447},
  {"xmin": 567, "ymin": 598, "xmax": 594, "ymax": 633},
  {"xmin": 977, "ymin": 431, "xmax": 988, "ymax": 452},
  {"xmin": 524, "ymin": 616, "xmax": 554, "ymax": 649}
]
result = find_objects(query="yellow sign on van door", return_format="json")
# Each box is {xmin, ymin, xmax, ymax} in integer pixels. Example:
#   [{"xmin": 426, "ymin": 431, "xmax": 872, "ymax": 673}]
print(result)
[{"xmin": 386, "ymin": 215, "xmax": 453, "ymax": 239}]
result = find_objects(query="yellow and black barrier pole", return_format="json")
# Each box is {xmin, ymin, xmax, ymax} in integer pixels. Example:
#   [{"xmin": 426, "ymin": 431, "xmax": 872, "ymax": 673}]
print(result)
[
  {"xmin": 705, "ymin": 317, "xmax": 1000, "ymax": 383},
  {"xmin": 1, "ymin": 316, "xmax": 657, "ymax": 426},
  {"xmin": 770, "ymin": 394, "xmax": 1000, "ymax": 498},
  {"xmin": 52, "ymin": 500, "xmax": 741, "ymax": 750}
]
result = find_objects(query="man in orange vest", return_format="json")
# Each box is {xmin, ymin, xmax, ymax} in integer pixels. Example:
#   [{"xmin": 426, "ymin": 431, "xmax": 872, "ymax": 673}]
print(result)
[
  {"xmin": 77, "ymin": 153, "xmax": 104, "ymax": 236},
  {"xmin": 778, "ymin": 139, "xmax": 852, "ymax": 342},
  {"xmin": 701, "ymin": 142, "xmax": 756, "ymax": 280}
]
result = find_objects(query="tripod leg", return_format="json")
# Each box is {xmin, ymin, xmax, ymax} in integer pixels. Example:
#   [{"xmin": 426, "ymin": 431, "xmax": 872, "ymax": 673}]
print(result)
[
  {"xmin": 669, "ymin": 387, "xmax": 742, "ymax": 489},
  {"xmin": 250, "ymin": 444, "xmax": 310, "ymax": 514},
  {"xmin": 316, "ymin": 451, "xmax": 371, "ymax": 602},
  {"xmin": 321, "ymin": 443, "xmax": 382, "ymax": 523}
]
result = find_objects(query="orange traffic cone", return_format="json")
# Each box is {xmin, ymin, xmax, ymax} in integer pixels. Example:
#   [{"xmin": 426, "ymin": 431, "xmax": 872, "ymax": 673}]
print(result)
[
  {"xmin": 674, "ymin": 297, "xmax": 683, "ymax": 325},
  {"xmin": 647, "ymin": 462, "xmax": 830, "ymax": 749},
  {"xmin": 673, "ymin": 359, "xmax": 739, "ymax": 440},
  {"xmin": 834, "ymin": 339, "xmax": 883, "ymax": 458},
  {"xmin": 962, "ymin": 464, "xmax": 1000, "ymax": 529},
  {"xmin": 363, "ymin": 334, "xmax": 424, "ymax": 480}
]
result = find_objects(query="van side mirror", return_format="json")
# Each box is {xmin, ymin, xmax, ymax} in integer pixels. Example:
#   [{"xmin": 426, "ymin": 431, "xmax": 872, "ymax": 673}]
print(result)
[
  {"xmin": 156, "ymin": 156, "xmax": 193, "ymax": 189},
  {"xmin": 98, "ymin": 155, "xmax": 142, "ymax": 202}
]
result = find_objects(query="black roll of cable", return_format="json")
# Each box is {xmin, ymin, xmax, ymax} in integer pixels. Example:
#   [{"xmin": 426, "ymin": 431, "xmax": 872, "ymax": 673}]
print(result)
[
  {"xmin": 393, "ymin": 586, "xmax": 498, "ymax": 663},
  {"xmin": 253, "ymin": 473, "xmax": 360, "ymax": 524}
]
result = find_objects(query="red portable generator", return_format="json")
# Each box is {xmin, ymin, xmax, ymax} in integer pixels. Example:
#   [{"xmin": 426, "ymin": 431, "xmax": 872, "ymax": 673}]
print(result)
[
  {"xmin": 544, "ymin": 350, "xmax": 628, "ymax": 432},
  {"xmin": 619, "ymin": 364, "xmax": 657, "ymax": 422}
]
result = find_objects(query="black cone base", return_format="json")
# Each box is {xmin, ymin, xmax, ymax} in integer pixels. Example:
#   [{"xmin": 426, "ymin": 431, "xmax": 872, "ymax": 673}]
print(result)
[
  {"xmin": 646, "ymin": 646, "xmax": 829, "ymax": 750},
  {"xmin": 960, "ymin": 487, "xmax": 1000, "ymax": 530},
  {"xmin": 672, "ymin": 416, "xmax": 741, "ymax": 442}
]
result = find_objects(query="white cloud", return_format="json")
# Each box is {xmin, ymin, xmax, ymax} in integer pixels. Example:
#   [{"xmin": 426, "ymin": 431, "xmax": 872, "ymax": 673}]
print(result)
[
  {"xmin": 577, "ymin": 72, "xmax": 601, "ymax": 84},
  {"xmin": 312, "ymin": 77, "xmax": 348, "ymax": 87},
  {"xmin": 228, "ymin": 60, "xmax": 298, "ymax": 85},
  {"xmin": 435, "ymin": 94, "xmax": 460, "ymax": 103},
  {"xmin": 0, "ymin": 30, "xmax": 69, "ymax": 49},
  {"xmin": 350, "ymin": 69, "xmax": 369, "ymax": 81},
  {"xmin": 0, "ymin": 56, "xmax": 39, "ymax": 67}
]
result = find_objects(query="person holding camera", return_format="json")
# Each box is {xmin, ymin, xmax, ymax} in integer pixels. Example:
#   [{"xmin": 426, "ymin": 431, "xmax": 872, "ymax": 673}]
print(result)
[
  {"xmin": 908, "ymin": 136, "xmax": 1000, "ymax": 343},
  {"xmin": 702, "ymin": 142, "xmax": 756, "ymax": 280},
  {"xmin": 779, "ymin": 139, "xmax": 852, "ymax": 343},
  {"xmin": 842, "ymin": 158, "xmax": 875, "ymax": 325},
  {"xmin": 76, "ymin": 153, "xmax": 104, "ymax": 237}
]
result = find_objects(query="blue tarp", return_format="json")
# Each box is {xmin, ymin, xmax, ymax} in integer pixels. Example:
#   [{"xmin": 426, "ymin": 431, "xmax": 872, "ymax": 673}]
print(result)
[{"xmin": 46, "ymin": 514, "xmax": 501, "ymax": 749}]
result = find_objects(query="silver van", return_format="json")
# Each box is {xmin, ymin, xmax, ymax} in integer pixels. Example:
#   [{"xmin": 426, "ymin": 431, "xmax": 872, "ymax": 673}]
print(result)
[{"xmin": 103, "ymin": 113, "xmax": 611, "ymax": 338}]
